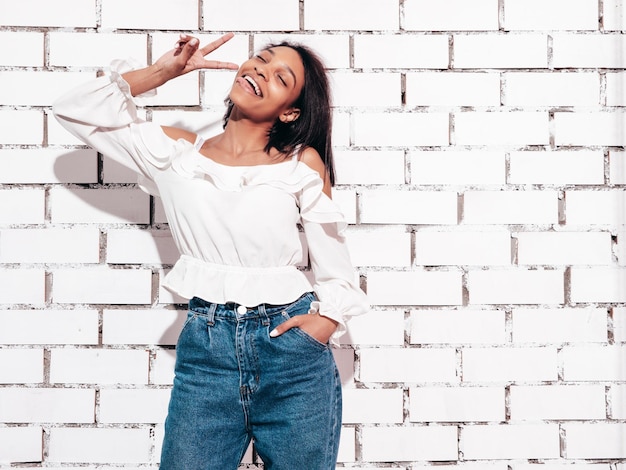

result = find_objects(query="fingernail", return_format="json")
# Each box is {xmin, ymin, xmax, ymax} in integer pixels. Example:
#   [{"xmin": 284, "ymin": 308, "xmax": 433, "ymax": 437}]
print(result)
[
  {"xmin": 189, "ymin": 38, "xmax": 198, "ymax": 46},
  {"xmin": 269, "ymin": 329, "xmax": 278, "ymax": 337}
]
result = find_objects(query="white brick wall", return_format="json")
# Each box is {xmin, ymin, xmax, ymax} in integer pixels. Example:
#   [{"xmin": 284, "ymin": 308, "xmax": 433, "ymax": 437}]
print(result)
[{"xmin": 2, "ymin": 0, "xmax": 625, "ymax": 468}]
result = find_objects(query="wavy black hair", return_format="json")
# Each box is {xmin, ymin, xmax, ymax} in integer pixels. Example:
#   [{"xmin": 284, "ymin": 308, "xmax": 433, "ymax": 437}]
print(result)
[{"xmin": 223, "ymin": 42, "xmax": 335, "ymax": 185}]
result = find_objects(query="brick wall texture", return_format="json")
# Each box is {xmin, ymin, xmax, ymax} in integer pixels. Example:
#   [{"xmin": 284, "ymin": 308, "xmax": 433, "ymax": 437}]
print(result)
[{"xmin": 1, "ymin": 0, "xmax": 625, "ymax": 468}]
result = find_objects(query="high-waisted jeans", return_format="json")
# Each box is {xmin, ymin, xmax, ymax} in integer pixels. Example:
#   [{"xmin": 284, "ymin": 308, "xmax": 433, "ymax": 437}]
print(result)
[{"xmin": 159, "ymin": 292, "xmax": 342, "ymax": 470}]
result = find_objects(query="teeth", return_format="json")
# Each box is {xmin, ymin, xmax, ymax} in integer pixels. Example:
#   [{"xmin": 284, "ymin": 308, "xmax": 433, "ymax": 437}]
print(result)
[{"xmin": 244, "ymin": 76, "xmax": 261, "ymax": 96}]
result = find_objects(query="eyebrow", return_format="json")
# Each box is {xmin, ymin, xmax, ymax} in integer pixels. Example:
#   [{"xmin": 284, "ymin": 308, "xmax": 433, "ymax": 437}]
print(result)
[{"xmin": 264, "ymin": 48, "xmax": 298, "ymax": 86}]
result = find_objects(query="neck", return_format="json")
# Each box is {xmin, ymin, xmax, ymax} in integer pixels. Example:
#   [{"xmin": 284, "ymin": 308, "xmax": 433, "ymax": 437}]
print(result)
[{"xmin": 218, "ymin": 107, "xmax": 273, "ymax": 158}]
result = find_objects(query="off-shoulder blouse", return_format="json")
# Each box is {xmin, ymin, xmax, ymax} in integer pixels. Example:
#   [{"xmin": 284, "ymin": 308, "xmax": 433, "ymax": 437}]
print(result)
[{"xmin": 52, "ymin": 60, "xmax": 368, "ymax": 341}]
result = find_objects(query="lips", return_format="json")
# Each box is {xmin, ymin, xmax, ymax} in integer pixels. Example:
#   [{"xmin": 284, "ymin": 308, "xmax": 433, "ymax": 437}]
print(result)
[{"xmin": 239, "ymin": 75, "xmax": 262, "ymax": 97}]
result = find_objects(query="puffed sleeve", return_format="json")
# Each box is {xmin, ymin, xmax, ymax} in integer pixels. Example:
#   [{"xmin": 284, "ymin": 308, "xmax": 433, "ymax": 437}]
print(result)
[
  {"xmin": 52, "ymin": 59, "xmax": 182, "ymax": 195},
  {"xmin": 298, "ymin": 176, "xmax": 369, "ymax": 343}
]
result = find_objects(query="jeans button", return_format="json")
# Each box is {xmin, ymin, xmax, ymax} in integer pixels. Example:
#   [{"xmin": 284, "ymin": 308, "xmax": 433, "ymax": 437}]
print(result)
[{"xmin": 237, "ymin": 305, "xmax": 247, "ymax": 315}]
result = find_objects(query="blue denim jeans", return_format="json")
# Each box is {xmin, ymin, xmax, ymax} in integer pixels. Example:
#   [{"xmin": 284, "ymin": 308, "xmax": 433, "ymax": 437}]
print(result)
[{"xmin": 159, "ymin": 292, "xmax": 342, "ymax": 470}]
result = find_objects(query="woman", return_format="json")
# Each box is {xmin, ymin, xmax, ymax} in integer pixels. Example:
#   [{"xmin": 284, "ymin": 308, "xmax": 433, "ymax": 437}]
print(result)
[{"xmin": 53, "ymin": 33, "xmax": 368, "ymax": 469}]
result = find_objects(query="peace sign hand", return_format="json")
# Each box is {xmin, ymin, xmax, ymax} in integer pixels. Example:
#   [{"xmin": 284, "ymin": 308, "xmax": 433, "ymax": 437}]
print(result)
[{"xmin": 155, "ymin": 32, "xmax": 239, "ymax": 80}]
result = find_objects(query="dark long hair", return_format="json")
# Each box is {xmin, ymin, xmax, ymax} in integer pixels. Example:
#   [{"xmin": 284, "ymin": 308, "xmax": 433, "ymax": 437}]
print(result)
[{"xmin": 223, "ymin": 42, "xmax": 335, "ymax": 185}]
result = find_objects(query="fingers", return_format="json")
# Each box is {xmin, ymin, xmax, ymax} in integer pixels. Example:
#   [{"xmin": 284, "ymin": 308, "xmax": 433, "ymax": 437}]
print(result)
[
  {"xmin": 269, "ymin": 317, "xmax": 299, "ymax": 338},
  {"xmin": 199, "ymin": 32, "xmax": 235, "ymax": 55},
  {"xmin": 174, "ymin": 33, "xmax": 239, "ymax": 70}
]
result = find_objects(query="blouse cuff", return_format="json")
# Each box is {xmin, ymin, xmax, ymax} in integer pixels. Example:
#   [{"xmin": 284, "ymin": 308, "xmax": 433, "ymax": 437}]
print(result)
[{"xmin": 109, "ymin": 58, "xmax": 157, "ymax": 107}]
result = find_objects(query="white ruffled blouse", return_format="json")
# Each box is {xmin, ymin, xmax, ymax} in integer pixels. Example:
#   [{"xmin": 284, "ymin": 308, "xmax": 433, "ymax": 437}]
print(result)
[{"xmin": 52, "ymin": 60, "xmax": 369, "ymax": 341}]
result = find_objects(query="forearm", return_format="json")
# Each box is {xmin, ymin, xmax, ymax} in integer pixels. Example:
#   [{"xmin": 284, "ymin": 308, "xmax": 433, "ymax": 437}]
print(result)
[{"xmin": 121, "ymin": 64, "xmax": 172, "ymax": 97}]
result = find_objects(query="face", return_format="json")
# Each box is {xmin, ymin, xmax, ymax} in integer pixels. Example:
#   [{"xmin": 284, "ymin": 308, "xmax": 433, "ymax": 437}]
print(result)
[{"xmin": 229, "ymin": 46, "xmax": 305, "ymax": 124}]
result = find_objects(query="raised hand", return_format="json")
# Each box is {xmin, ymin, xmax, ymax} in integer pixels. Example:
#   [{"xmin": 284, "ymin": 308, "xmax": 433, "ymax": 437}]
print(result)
[
  {"xmin": 122, "ymin": 32, "xmax": 239, "ymax": 96},
  {"xmin": 155, "ymin": 32, "xmax": 240, "ymax": 79}
]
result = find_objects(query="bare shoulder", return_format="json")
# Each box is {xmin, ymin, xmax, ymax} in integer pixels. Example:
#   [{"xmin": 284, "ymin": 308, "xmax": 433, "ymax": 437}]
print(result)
[
  {"xmin": 299, "ymin": 147, "xmax": 332, "ymax": 198},
  {"xmin": 161, "ymin": 126, "xmax": 197, "ymax": 144}
]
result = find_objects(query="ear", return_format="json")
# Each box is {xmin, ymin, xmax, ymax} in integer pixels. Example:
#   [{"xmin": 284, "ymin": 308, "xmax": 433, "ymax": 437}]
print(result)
[{"xmin": 279, "ymin": 107, "xmax": 301, "ymax": 123}]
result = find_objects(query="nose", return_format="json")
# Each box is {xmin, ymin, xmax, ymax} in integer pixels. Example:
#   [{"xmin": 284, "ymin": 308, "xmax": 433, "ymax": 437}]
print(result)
[{"xmin": 254, "ymin": 65, "xmax": 267, "ymax": 81}]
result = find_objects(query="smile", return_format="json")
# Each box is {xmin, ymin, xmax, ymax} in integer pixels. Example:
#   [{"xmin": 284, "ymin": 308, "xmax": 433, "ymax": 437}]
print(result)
[{"xmin": 242, "ymin": 75, "xmax": 262, "ymax": 97}]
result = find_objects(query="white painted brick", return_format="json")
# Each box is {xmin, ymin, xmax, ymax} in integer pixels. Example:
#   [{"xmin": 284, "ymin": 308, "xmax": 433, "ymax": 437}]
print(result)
[
  {"xmin": 610, "ymin": 384, "xmax": 626, "ymax": 419},
  {"xmin": 330, "ymin": 72, "xmax": 400, "ymax": 107},
  {"xmin": 510, "ymin": 150, "xmax": 604, "ymax": 185},
  {"xmin": 505, "ymin": 72, "xmax": 599, "ymax": 106},
  {"xmin": 513, "ymin": 464, "xmax": 610, "ymax": 470},
  {"xmin": 334, "ymin": 348, "xmax": 356, "ymax": 387},
  {"xmin": 0, "ymin": 228, "xmax": 100, "ymax": 263},
  {"xmin": 152, "ymin": 71, "xmax": 200, "ymax": 107},
  {"xmin": 0, "ymin": 349, "xmax": 44, "ymax": 384},
  {"xmin": 562, "ymin": 345, "xmax": 626, "ymax": 381},
  {"xmin": 102, "ymin": 154, "xmax": 144, "ymax": 184},
  {"xmin": 510, "ymin": 385, "xmax": 606, "ymax": 420},
  {"xmin": 555, "ymin": 112, "xmax": 626, "ymax": 147},
  {"xmin": 52, "ymin": 267, "xmax": 152, "ymax": 305},
  {"xmin": 204, "ymin": 0, "xmax": 298, "ymax": 30},
  {"xmin": 0, "ymin": 189, "xmax": 45, "ymax": 224},
  {"xmin": 0, "ymin": 269, "xmax": 46, "ymax": 305},
  {"xmin": 0, "ymin": 148, "xmax": 96, "ymax": 184},
  {"xmin": 410, "ymin": 386, "xmax": 505, "ymax": 422},
  {"xmin": 342, "ymin": 388, "xmax": 404, "ymax": 424},
  {"xmin": 332, "ymin": 111, "xmax": 351, "ymax": 148},
  {"xmin": 0, "ymin": 111, "xmax": 43, "ymax": 145},
  {"xmin": 0, "ymin": 309, "xmax": 99, "ymax": 345},
  {"xmin": 604, "ymin": 0, "xmax": 626, "ymax": 30},
  {"xmin": 99, "ymin": 388, "xmax": 170, "ymax": 423},
  {"xmin": 566, "ymin": 190, "xmax": 626, "ymax": 226},
  {"xmin": 360, "ymin": 190, "xmax": 457, "ymax": 224},
  {"xmin": 0, "ymin": 0, "xmax": 96, "ymax": 27},
  {"xmin": 345, "ymin": 228, "xmax": 411, "ymax": 267},
  {"xmin": 607, "ymin": 73, "xmax": 626, "ymax": 106},
  {"xmin": 571, "ymin": 267, "xmax": 626, "ymax": 303},
  {"xmin": 417, "ymin": 465, "xmax": 509, "ymax": 470},
  {"xmin": 335, "ymin": 150, "xmax": 405, "ymax": 185},
  {"xmin": 454, "ymin": 34, "xmax": 548, "ymax": 69},
  {"xmin": 610, "ymin": 151, "xmax": 626, "ymax": 185},
  {"xmin": 614, "ymin": 307, "xmax": 626, "ymax": 343},
  {"xmin": 354, "ymin": 34, "xmax": 450, "ymax": 69},
  {"xmin": 50, "ymin": 187, "xmax": 150, "ymax": 224},
  {"xmin": 107, "ymin": 229, "xmax": 178, "ymax": 265},
  {"xmin": 0, "ymin": 71, "xmax": 96, "ymax": 107},
  {"xmin": 354, "ymin": 112, "xmax": 450, "ymax": 147},
  {"xmin": 359, "ymin": 348, "xmax": 457, "ymax": 383},
  {"xmin": 254, "ymin": 34, "xmax": 351, "ymax": 69},
  {"xmin": 455, "ymin": 112, "xmax": 549, "ymax": 146},
  {"xmin": 48, "ymin": 427, "xmax": 151, "ymax": 464},
  {"xmin": 469, "ymin": 269, "xmax": 564, "ymax": 305},
  {"xmin": 464, "ymin": 191, "xmax": 558, "ymax": 225},
  {"xmin": 339, "ymin": 309, "xmax": 405, "ymax": 346},
  {"xmin": 0, "ymin": 31, "xmax": 43, "ymax": 66},
  {"xmin": 304, "ymin": 0, "xmax": 398, "ymax": 30},
  {"xmin": 404, "ymin": 0, "xmax": 499, "ymax": 31},
  {"xmin": 516, "ymin": 231, "xmax": 612, "ymax": 265},
  {"xmin": 361, "ymin": 425, "xmax": 458, "ymax": 462},
  {"xmin": 50, "ymin": 348, "xmax": 149, "ymax": 385},
  {"xmin": 102, "ymin": 309, "xmax": 185, "ymax": 345},
  {"xmin": 102, "ymin": 0, "xmax": 197, "ymax": 30},
  {"xmin": 462, "ymin": 424, "xmax": 560, "ymax": 459},
  {"xmin": 201, "ymin": 70, "xmax": 239, "ymax": 107},
  {"xmin": 0, "ymin": 388, "xmax": 95, "ymax": 423},
  {"xmin": 337, "ymin": 427, "xmax": 356, "ymax": 463},
  {"xmin": 513, "ymin": 308, "xmax": 607, "ymax": 343},
  {"xmin": 0, "ymin": 427, "xmax": 42, "ymax": 464},
  {"xmin": 411, "ymin": 151, "xmax": 505, "ymax": 185},
  {"xmin": 152, "ymin": 349, "xmax": 177, "ymax": 385},
  {"xmin": 50, "ymin": 33, "xmax": 147, "ymax": 67},
  {"xmin": 462, "ymin": 347, "xmax": 558, "ymax": 382},
  {"xmin": 410, "ymin": 309, "xmax": 506, "ymax": 344},
  {"xmin": 564, "ymin": 423, "xmax": 626, "ymax": 459},
  {"xmin": 406, "ymin": 72, "xmax": 501, "ymax": 107},
  {"xmin": 414, "ymin": 230, "xmax": 511, "ymax": 266},
  {"xmin": 367, "ymin": 270, "xmax": 463, "ymax": 306},
  {"xmin": 504, "ymin": 0, "xmax": 598, "ymax": 30},
  {"xmin": 552, "ymin": 34, "xmax": 626, "ymax": 68}
]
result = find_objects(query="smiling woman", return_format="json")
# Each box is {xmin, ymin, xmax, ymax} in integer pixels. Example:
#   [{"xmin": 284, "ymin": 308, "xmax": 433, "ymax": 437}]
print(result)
[{"xmin": 52, "ymin": 32, "xmax": 368, "ymax": 470}]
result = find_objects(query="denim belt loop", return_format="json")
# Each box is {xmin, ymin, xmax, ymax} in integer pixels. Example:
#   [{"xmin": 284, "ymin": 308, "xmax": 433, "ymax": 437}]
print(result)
[
  {"xmin": 258, "ymin": 303, "xmax": 270, "ymax": 326},
  {"xmin": 206, "ymin": 302, "xmax": 217, "ymax": 327}
]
